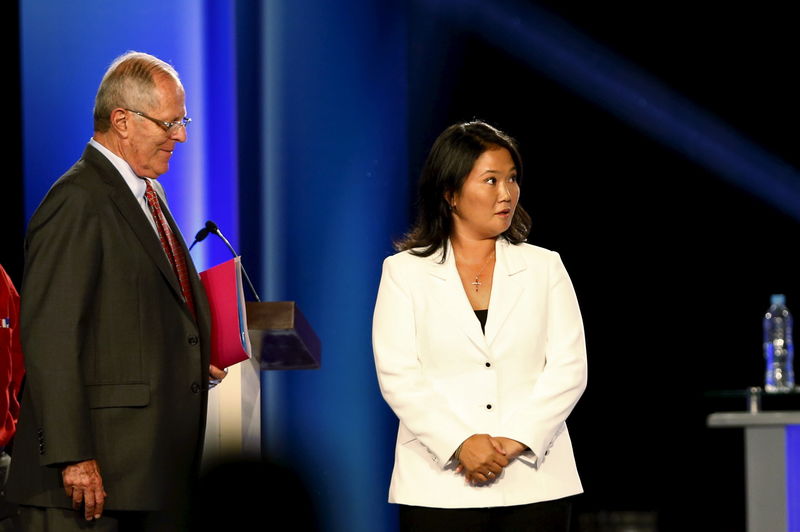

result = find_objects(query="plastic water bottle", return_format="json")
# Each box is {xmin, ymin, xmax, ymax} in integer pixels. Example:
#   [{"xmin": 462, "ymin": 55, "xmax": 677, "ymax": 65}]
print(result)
[{"xmin": 763, "ymin": 294, "xmax": 795, "ymax": 392}]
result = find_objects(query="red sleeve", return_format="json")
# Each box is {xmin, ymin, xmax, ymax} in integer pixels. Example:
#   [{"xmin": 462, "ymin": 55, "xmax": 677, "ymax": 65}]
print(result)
[{"xmin": 0, "ymin": 264, "xmax": 24, "ymax": 448}]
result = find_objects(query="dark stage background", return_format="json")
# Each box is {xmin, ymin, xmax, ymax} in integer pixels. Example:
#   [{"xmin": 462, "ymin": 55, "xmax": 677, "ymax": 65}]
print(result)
[
  {"xmin": 3, "ymin": 0, "xmax": 23, "ymax": 287},
  {"xmin": 5, "ymin": 2, "xmax": 800, "ymax": 531}
]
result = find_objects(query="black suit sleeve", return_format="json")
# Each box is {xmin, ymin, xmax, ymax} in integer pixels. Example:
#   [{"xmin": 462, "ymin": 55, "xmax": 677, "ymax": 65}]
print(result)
[{"xmin": 21, "ymin": 182, "xmax": 100, "ymax": 467}]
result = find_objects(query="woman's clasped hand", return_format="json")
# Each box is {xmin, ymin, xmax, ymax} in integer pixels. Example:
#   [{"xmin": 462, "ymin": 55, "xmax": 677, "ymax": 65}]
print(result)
[{"xmin": 455, "ymin": 434, "xmax": 528, "ymax": 485}]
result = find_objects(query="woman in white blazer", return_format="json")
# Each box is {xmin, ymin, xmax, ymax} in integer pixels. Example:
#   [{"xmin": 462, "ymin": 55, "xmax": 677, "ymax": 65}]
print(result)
[{"xmin": 372, "ymin": 121, "xmax": 587, "ymax": 531}]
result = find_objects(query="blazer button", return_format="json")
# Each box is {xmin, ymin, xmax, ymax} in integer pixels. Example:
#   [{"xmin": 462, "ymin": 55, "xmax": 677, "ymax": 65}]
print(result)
[
  {"xmin": 191, "ymin": 382, "xmax": 201, "ymax": 393},
  {"xmin": 486, "ymin": 404, "xmax": 492, "ymax": 410},
  {"xmin": 188, "ymin": 335, "xmax": 199, "ymax": 346},
  {"xmin": 485, "ymin": 362, "xmax": 491, "ymax": 368}
]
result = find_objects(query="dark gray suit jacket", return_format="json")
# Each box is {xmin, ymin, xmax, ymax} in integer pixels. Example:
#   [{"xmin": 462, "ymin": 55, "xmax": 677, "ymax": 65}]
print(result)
[{"xmin": 6, "ymin": 144, "xmax": 212, "ymax": 511}]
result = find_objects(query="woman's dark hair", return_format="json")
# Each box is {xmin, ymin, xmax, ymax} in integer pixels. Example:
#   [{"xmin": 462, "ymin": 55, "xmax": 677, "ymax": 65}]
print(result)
[{"xmin": 395, "ymin": 120, "xmax": 532, "ymax": 261}]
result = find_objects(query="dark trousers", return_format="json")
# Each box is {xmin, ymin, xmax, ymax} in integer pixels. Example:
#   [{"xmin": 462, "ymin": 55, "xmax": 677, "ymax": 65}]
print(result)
[
  {"xmin": 14, "ymin": 506, "xmax": 182, "ymax": 532},
  {"xmin": 0, "ymin": 452, "xmax": 16, "ymax": 531},
  {"xmin": 399, "ymin": 497, "xmax": 571, "ymax": 532}
]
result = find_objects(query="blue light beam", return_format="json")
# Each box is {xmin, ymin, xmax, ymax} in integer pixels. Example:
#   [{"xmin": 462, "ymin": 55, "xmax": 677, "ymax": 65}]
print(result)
[{"xmin": 426, "ymin": 0, "xmax": 800, "ymax": 220}]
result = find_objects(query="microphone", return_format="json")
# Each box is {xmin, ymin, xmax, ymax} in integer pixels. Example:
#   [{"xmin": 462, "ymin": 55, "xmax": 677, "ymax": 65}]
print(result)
[
  {"xmin": 191, "ymin": 220, "xmax": 262, "ymax": 302},
  {"xmin": 188, "ymin": 220, "xmax": 217, "ymax": 250}
]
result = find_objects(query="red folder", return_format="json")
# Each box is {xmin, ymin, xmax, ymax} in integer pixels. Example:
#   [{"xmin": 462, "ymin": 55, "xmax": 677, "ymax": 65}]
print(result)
[{"xmin": 199, "ymin": 257, "xmax": 253, "ymax": 369}]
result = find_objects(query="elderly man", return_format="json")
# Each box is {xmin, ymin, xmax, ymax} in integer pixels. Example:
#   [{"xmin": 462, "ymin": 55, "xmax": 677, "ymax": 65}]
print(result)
[{"xmin": 6, "ymin": 51, "xmax": 225, "ymax": 530}]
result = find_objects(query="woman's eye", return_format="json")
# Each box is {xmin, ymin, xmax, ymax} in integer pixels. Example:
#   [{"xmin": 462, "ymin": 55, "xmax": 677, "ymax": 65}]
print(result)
[
  {"xmin": 509, "ymin": 175, "xmax": 517, "ymax": 183},
  {"xmin": 485, "ymin": 177, "xmax": 497, "ymax": 184}
]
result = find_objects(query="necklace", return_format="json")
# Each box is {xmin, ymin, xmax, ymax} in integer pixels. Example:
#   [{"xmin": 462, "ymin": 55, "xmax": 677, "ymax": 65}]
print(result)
[{"xmin": 457, "ymin": 251, "xmax": 495, "ymax": 292}]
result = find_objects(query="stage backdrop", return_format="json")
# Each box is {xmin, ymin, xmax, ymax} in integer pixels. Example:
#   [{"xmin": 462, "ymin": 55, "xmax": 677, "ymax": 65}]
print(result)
[
  {"xmin": 245, "ymin": 1, "xmax": 408, "ymax": 530},
  {"xmin": 22, "ymin": 1, "xmax": 407, "ymax": 531}
]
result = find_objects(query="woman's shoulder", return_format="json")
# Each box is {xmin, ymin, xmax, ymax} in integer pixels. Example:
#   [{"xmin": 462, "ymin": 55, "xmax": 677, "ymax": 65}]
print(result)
[
  {"xmin": 505, "ymin": 240, "xmax": 560, "ymax": 261},
  {"xmin": 502, "ymin": 241, "xmax": 572, "ymax": 278},
  {"xmin": 383, "ymin": 247, "xmax": 441, "ymax": 269}
]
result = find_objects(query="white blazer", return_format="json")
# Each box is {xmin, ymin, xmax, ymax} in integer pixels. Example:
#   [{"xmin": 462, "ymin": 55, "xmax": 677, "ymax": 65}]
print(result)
[{"xmin": 372, "ymin": 238, "xmax": 587, "ymax": 508}]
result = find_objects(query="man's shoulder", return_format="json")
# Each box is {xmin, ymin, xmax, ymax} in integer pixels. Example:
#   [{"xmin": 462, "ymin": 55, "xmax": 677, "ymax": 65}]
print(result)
[
  {"xmin": 27, "ymin": 148, "xmax": 118, "ymax": 227},
  {"xmin": 52, "ymin": 145, "xmax": 121, "ymax": 194},
  {"xmin": 41, "ymin": 164, "xmax": 99, "ymax": 207},
  {"xmin": 61, "ymin": 145, "xmax": 115, "ymax": 185}
]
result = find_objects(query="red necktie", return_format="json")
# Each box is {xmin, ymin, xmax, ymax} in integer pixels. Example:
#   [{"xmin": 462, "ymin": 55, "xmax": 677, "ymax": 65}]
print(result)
[{"xmin": 144, "ymin": 181, "xmax": 196, "ymax": 320}]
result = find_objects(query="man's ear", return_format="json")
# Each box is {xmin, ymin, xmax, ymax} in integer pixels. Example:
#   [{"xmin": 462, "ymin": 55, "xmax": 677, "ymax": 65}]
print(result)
[{"xmin": 109, "ymin": 108, "xmax": 130, "ymax": 138}]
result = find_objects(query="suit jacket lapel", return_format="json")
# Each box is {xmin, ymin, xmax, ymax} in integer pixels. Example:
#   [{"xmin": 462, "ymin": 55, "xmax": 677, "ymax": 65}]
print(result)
[
  {"xmin": 82, "ymin": 145, "xmax": 185, "ymax": 305},
  {"xmin": 427, "ymin": 241, "xmax": 490, "ymax": 354},
  {"xmin": 485, "ymin": 239, "xmax": 527, "ymax": 346}
]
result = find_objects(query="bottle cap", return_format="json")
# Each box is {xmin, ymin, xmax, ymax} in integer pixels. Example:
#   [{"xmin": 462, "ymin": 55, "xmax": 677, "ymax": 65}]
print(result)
[{"xmin": 771, "ymin": 294, "xmax": 786, "ymax": 305}]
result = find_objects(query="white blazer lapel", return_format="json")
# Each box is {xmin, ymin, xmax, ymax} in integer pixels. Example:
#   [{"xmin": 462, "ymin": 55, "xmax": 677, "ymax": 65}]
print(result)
[
  {"xmin": 485, "ymin": 239, "xmax": 528, "ymax": 346},
  {"xmin": 427, "ymin": 242, "xmax": 489, "ymax": 353}
]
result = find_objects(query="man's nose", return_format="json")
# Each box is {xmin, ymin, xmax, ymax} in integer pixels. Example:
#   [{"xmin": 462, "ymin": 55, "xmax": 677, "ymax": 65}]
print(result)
[{"xmin": 171, "ymin": 125, "xmax": 188, "ymax": 143}]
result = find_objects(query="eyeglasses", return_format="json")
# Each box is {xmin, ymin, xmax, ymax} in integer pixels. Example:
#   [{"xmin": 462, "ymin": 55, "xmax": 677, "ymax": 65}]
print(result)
[{"xmin": 125, "ymin": 109, "xmax": 191, "ymax": 132}]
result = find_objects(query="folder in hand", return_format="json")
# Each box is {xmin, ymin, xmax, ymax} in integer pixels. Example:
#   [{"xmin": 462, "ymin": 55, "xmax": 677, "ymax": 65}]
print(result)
[{"xmin": 199, "ymin": 257, "xmax": 253, "ymax": 369}]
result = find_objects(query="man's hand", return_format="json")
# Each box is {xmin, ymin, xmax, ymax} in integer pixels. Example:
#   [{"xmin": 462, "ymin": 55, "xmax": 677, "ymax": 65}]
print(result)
[
  {"xmin": 62, "ymin": 459, "xmax": 106, "ymax": 521},
  {"xmin": 455, "ymin": 434, "xmax": 509, "ymax": 485},
  {"xmin": 209, "ymin": 364, "xmax": 227, "ymax": 385}
]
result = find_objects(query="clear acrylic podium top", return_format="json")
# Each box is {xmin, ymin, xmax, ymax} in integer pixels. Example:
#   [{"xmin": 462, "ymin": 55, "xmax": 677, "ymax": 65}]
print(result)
[{"xmin": 705, "ymin": 387, "xmax": 800, "ymax": 413}]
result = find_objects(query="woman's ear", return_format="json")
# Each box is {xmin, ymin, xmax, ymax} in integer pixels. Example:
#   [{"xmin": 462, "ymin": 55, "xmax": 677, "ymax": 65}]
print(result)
[{"xmin": 444, "ymin": 191, "xmax": 455, "ymax": 210}]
